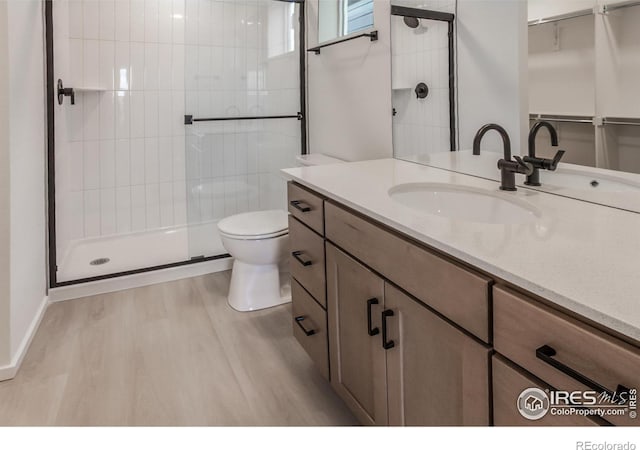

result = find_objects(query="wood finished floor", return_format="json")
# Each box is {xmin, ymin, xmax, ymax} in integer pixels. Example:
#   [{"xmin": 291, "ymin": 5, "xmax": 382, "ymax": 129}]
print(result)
[{"xmin": 0, "ymin": 272, "xmax": 357, "ymax": 426}]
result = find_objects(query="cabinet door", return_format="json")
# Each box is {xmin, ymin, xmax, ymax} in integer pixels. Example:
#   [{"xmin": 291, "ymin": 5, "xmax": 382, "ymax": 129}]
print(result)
[
  {"xmin": 326, "ymin": 243, "xmax": 387, "ymax": 426},
  {"xmin": 385, "ymin": 284, "xmax": 491, "ymax": 426}
]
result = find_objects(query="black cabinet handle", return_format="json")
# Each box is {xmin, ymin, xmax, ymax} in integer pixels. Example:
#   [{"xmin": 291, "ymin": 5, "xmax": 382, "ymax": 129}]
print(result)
[
  {"xmin": 366, "ymin": 298, "xmax": 380, "ymax": 336},
  {"xmin": 292, "ymin": 251, "xmax": 312, "ymax": 267},
  {"xmin": 536, "ymin": 345, "xmax": 629, "ymax": 397},
  {"xmin": 295, "ymin": 316, "xmax": 316, "ymax": 336},
  {"xmin": 290, "ymin": 200, "xmax": 312, "ymax": 213},
  {"xmin": 381, "ymin": 310, "xmax": 395, "ymax": 350}
]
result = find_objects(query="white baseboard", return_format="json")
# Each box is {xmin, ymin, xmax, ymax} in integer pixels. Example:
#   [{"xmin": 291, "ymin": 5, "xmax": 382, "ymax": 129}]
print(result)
[
  {"xmin": 49, "ymin": 257, "xmax": 233, "ymax": 303},
  {"xmin": 0, "ymin": 295, "xmax": 49, "ymax": 382}
]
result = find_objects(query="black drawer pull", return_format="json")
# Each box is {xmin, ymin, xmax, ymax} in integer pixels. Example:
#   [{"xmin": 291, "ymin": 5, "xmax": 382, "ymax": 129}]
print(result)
[
  {"xmin": 292, "ymin": 251, "xmax": 312, "ymax": 267},
  {"xmin": 366, "ymin": 298, "xmax": 380, "ymax": 336},
  {"xmin": 295, "ymin": 316, "xmax": 316, "ymax": 336},
  {"xmin": 290, "ymin": 200, "xmax": 312, "ymax": 213},
  {"xmin": 536, "ymin": 345, "xmax": 629, "ymax": 398},
  {"xmin": 382, "ymin": 309, "xmax": 395, "ymax": 350}
]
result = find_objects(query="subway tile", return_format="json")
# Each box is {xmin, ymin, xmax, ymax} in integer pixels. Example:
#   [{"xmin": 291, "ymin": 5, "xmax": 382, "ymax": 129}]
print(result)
[
  {"xmin": 129, "ymin": 91, "xmax": 145, "ymax": 138},
  {"xmin": 144, "ymin": 138, "xmax": 160, "ymax": 184},
  {"xmin": 115, "ymin": 42, "xmax": 130, "ymax": 90},
  {"xmin": 159, "ymin": 182, "xmax": 174, "ymax": 227},
  {"xmin": 130, "ymin": 138, "xmax": 146, "ymax": 185},
  {"xmin": 172, "ymin": 0, "xmax": 185, "ymax": 44},
  {"xmin": 158, "ymin": 44, "xmax": 173, "ymax": 90},
  {"xmin": 84, "ymin": 190, "xmax": 101, "ymax": 238},
  {"xmin": 131, "ymin": 185, "xmax": 147, "ymax": 231},
  {"xmin": 145, "ymin": 184, "xmax": 160, "ymax": 229},
  {"xmin": 115, "ymin": 91, "xmax": 131, "ymax": 139},
  {"xmin": 82, "ymin": 141, "xmax": 100, "ymax": 191},
  {"xmin": 130, "ymin": 0, "xmax": 145, "ymax": 42},
  {"xmin": 184, "ymin": 0, "xmax": 198, "ymax": 45},
  {"xmin": 69, "ymin": 141, "xmax": 84, "ymax": 192},
  {"xmin": 130, "ymin": 42, "xmax": 145, "ymax": 90},
  {"xmin": 100, "ymin": 91, "xmax": 116, "ymax": 140},
  {"xmin": 83, "ymin": 40, "xmax": 100, "ymax": 88},
  {"xmin": 83, "ymin": 0, "xmax": 100, "ymax": 40},
  {"xmin": 115, "ymin": 139, "xmax": 131, "ymax": 187},
  {"xmin": 115, "ymin": 0, "xmax": 131, "ymax": 41},
  {"xmin": 158, "ymin": 0, "xmax": 173, "ymax": 44},
  {"xmin": 144, "ymin": 91, "xmax": 159, "ymax": 137},
  {"xmin": 158, "ymin": 137, "xmax": 173, "ymax": 182},
  {"xmin": 172, "ymin": 90, "xmax": 185, "ymax": 136},
  {"xmin": 100, "ymin": 140, "xmax": 116, "ymax": 188},
  {"xmin": 144, "ymin": 0, "xmax": 159, "ymax": 43},
  {"xmin": 100, "ymin": 188, "xmax": 117, "ymax": 236},
  {"xmin": 197, "ymin": 0, "xmax": 211, "ymax": 45},
  {"xmin": 171, "ymin": 44, "xmax": 185, "ymax": 90},
  {"xmin": 172, "ymin": 136, "xmax": 186, "ymax": 181},
  {"xmin": 158, "ymin": 92, "xmax": 173, "ymax": 137},
  {"xmin": 69, "ymin": 39, "xmax": 84, "ymax": 87},
  {"xmin": 116, "ymin": 186, "xmax": 132, "ymax": 233},
  {"xmin": 172, "ymin": 180, "xmax": 187, "ymax": 225},
  {"xmin": 144, "ymin": 43, "xmax": 159, "ymax": 90},
  {"xmin": 99, "ymin": 0, "xmax": 116, "ymax": 41},
  {"xmin": 83, "ymin": 93, "xmax": 100, "ymax": 141},
  {"xmin": 68, "ymin": 1, "xmax": 83, "ymax": 40}
]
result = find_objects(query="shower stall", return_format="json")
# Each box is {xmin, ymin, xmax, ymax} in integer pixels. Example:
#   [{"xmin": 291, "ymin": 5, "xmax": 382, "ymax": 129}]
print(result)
[{"xmin": 47, "ymin": 0, "xmax": 305, "ymax": 285}]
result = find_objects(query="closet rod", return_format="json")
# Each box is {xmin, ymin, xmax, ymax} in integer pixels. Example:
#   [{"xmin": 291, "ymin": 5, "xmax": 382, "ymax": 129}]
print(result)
[
  {"xmin": 603, "ymin": 1, "xmax": 640, "ymax": 12},
  {"xmin": 528, "ymin": 8, "xmax": 593, "ymax": 26},
  {"xmin": 529, "ymin": 114, "xmax": 593, "ymax": 124},
  {"xmin": 603, "ymin": 117, "xmax": 640, "ymax": 127}
]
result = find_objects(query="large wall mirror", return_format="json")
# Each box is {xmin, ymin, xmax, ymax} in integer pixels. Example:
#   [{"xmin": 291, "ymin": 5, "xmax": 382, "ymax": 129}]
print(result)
[
  {"xmin": 393, "ymin": 0, "xmax": 640, "ymax": 214},
  {"xmin": 318, "ymin": 0, "xmax": 375, "ymax": 44}
]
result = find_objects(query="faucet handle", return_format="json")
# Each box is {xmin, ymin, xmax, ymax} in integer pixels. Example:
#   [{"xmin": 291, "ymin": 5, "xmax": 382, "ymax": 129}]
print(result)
[
  {"xmin": 547, "ymin": 150, "xmax": 565, "ymax": 171},
  {"xmin": 513, "ymin": 156, "xmax": 534, "ymax": 176}
]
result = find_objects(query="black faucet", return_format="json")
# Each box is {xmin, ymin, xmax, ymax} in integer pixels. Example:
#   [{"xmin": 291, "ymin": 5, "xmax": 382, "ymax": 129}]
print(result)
[
  {"xmin": 524, "ymin": 121, "xmax": 566, "ymax": 186},
  {"xmin": 473, "ymin": 124, "xmax": 533, "ymax": 191}
]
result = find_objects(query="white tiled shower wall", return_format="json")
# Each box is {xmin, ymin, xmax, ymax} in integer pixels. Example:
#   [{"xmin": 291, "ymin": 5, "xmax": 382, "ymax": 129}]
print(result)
[
  {"xmin": 391, "ymin": 0, "xmax": 455, "ymax": 158},
  {"xmin": 54, "ymin": 0, "xmax": 301, "ymax": 264}
]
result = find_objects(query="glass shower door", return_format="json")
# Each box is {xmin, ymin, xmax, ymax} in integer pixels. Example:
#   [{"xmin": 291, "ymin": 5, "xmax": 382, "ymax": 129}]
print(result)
[{"xmin": 183, "ymin": 0, "xmax": 303, "ymax": 260}]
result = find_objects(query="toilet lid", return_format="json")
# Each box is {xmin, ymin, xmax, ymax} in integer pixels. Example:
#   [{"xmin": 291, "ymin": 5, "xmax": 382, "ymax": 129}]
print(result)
[{"xmin": 218, "ymin": 210, "xmax": 289, "ymax": 238}]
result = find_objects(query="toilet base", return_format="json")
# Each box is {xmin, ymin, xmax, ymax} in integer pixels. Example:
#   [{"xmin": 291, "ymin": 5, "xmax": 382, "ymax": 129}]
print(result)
[{"xmin": 227, "ymin": 260, "xmax": 291, "ymax": 312}]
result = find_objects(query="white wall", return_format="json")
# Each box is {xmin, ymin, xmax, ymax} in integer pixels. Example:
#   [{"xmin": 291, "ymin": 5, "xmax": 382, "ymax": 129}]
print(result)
[
  {"xmin": 0, "ymin": 0, "xmax": 11, "ymax": 368},
  {"xmin": 306, "ymin": 0, "xmax": 528, "ymax": 160},
  {"xmin": 457, "ymin": 0, "xmax": 528, "ymax": 154},
  {"xmin": 306, "ymin": 0, "xmax": 393, "ymax": 161},
  {"xmin": 0, "ymin": 0, "xmax": 48, "ymax": 377}
]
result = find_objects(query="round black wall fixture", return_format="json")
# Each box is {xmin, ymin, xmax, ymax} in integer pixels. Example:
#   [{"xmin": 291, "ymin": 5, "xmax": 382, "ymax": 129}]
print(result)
[{"xmin": 415, "ymin": 82, "xmax": 429, "ymax": 99}]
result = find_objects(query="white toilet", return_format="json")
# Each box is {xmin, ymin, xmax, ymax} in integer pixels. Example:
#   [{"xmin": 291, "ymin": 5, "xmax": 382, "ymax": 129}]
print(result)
[
  {"xmin": 219, "ymin": 210, "xmax": 290, "ymax": 312},
  {"xmin": 219, "ymin": 153, "xmax": 345, "ymax": 312}
]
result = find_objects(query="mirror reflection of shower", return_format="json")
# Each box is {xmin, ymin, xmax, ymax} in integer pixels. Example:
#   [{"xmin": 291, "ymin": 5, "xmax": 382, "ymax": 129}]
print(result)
[{"xmin": 403, "ymin": 15, "xmax": 429, "ymax": 34}]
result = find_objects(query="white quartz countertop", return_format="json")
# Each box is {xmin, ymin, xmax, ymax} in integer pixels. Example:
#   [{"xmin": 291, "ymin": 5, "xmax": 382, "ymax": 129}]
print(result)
[{"xmin": 282, "ymin": 159, "xmax": 640, "ymax": 344}]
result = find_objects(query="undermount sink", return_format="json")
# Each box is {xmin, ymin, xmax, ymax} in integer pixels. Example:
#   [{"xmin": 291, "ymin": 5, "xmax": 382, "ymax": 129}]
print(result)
[
  {"xmin": 539, "ymin": 168, "xmax": 640, "ymax": 193},
  {"xmin": 388, "ymin": 183, "xmax": 540, "ymax": 225}
]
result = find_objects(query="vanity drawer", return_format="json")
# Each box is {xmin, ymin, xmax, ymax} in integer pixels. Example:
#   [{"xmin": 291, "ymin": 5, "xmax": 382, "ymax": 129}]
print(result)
[
  {"xmin": 325, "ymin": 202, "xmax": 492, "ymax": 343},
  {"xmin": 288, "ymin": 182, "xmax": 324, "ymax": 236},
  {"xmin": 289, "ymin": 216, "xmax": 326, "ymax": 307},
  {"xmin": 493, "ymin": 355, "xmax": 606, "ymax": 426},
  {"xmin": 494, "ymin": 285, "xmax": 640, "ymax": 427},
  {"xmin": 292, "ymin": 279, "xmax": 329, "ymax": 380}
]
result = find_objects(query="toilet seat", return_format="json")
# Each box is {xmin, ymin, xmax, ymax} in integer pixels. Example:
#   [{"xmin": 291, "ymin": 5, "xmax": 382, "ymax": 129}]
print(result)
[{"xmin": 218, "ymin": 210, "xmax": 289, "ymax": 241}]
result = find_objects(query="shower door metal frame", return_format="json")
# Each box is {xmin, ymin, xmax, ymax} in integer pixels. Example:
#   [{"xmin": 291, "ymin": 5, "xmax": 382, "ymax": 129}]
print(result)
[
  {"xmin": 390, "ymin": 5, "xmax": 457, "ymax": 152},
  {"xmin": 44, "ymin": 0, "xmax": 308, "ymax": 288}
]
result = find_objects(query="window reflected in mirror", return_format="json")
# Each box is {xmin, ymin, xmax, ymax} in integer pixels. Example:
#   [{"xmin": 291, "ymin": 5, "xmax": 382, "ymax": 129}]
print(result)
[{"xmin": 318, "ymin": 0, "xmax": 374, "ymax": 44}]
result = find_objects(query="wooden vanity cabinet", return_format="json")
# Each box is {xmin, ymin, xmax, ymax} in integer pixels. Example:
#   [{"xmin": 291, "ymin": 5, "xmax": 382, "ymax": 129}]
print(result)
[
  {"xmin": 384, "ymin": 284, "xmax": 491, "ymax": 426},
  {"xmin": 326, "ymin": 242, "xmax": 490, "ymax": 426},
  {"xmin": 326, "ymin": 243, "xmax": 387, "ymax": 425}
]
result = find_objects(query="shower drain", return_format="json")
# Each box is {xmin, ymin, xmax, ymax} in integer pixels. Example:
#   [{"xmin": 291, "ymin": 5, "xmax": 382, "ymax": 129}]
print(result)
[{"xmin": 90, "ymin": 258, "xmax": 111, "ymax": 266}]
